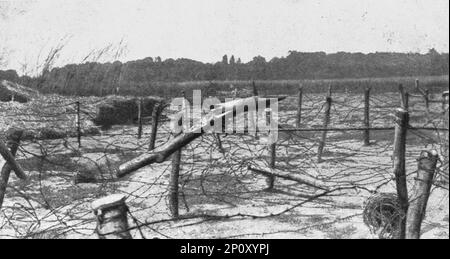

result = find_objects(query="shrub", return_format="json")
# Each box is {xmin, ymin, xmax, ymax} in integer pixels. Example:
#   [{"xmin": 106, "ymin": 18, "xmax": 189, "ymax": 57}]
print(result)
[{"xmin": 93, "ymin": 96, "xmax": 164, "ymax": 129}]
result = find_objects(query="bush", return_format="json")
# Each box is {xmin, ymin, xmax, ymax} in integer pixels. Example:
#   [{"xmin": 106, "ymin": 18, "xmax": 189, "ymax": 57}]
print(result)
[
  {"xmin": 0, "ymin": 84, "xmax": 29, "ymax": 103},
  {"xmin": 93, "ymin": 96, "xmax": 164, "ymax": 129}
]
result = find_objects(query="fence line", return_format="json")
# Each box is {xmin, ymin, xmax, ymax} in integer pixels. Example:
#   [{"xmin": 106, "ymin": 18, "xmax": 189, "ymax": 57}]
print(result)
[{"xmin": 0, "ymin": 81, "xmax": 448, "ymax": 239}]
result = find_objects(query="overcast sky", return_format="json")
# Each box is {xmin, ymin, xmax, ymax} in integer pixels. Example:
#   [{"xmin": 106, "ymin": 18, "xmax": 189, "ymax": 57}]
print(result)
[{"xmin": 0, "ymin": 0, "xmax": 449, "ymax": 74}]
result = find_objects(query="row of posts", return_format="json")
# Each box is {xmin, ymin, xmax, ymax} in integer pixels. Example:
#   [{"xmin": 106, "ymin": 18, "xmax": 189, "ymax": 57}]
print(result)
[{"xmin": 89, "ymin": 81, "xmax": 448, "ymax": 239}]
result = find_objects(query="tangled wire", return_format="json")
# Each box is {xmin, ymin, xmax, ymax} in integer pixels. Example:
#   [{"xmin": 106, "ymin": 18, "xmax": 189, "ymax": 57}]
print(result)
[{"xmin": 363, "ymin": 193, "xmax": 405, "ymax": 239}]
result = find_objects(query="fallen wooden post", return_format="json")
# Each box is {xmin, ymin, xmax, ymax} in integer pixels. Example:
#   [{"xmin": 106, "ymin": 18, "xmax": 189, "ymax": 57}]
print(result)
[
  {"xmin": 392, "ymin": 108, "xmax": 409, "ymax": 239},
  {"xmin": 92, "ymin": 194, "xmax": 132, "ymax": 239},
  {"xmin": 406, "ymin": 150, "xmax": 439, "ymax": 239},
  {"xmin": 0, "ymin": 140, "xmax": 26, "ymax": 181},
  {"xmin": 317, "ymin": 86, "xmax": 332, "ymax": 163},
  {"xmin": 117, "ymin": 97, "xmax": 286, "ymax": 178},
  {"xmin": 0, "ymin": 130, "xmax": 23, "ymax": 209},
  {"xmin": 248, "ymin": 166, "xmax": 329, "ymax": 191}
]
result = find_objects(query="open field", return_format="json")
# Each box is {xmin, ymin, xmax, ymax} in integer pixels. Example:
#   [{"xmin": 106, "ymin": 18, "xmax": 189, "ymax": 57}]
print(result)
[
  {"xmin": 0, "ymin": 78, "xmax": 448, "ymax": 239},
  {"xmin": 112, "ymin": 75, "xmax": 450, "ymax": 98},
  {"xmin": 28, "ymin": 75, "xmax": 450, "ymax": 98}
]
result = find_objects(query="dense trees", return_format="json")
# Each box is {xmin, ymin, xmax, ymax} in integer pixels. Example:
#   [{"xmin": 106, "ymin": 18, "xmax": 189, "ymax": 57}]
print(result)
[{"xmin": 0, "ymin": 50, "xmax": 448, "ymax": 96}]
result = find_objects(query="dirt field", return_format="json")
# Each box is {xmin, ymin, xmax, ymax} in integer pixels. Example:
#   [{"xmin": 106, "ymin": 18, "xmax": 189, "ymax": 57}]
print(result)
[{"xmin": 0, "ymin": 88, "xmax": 448, "ymax": 239}]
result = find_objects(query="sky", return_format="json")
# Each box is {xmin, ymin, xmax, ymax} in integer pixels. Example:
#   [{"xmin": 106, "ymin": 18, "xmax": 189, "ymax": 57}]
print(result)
[{"xmin": 0, "ymin": 0, "xmax": 449, "ymax": 74}]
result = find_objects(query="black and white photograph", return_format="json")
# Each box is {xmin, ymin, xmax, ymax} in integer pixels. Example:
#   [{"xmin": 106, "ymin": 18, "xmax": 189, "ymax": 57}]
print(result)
[{"xmin": 0, "ymin": 0, "xmax": 448, "ymax": 244}]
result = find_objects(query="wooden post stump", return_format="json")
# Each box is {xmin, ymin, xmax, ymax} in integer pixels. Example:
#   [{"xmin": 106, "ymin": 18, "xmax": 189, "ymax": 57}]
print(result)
[
  {"xmin": 406, "ymin": 150, "xmax": 439, "ymax": 239},
  {"xmin": 392, "ymin": 108, "xmax": 409, "ymax": 239},
  {"xmin": 267, "ymin": 142, "xmax": 276, "ymax": 190},
  {"xmin": 92, "ymin": 194, "xmax": 132, "ymax": 239}
]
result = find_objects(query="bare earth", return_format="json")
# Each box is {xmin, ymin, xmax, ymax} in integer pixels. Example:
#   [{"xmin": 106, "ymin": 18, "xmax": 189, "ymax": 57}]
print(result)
[{"xmin": 0, "ymin": 91, "xmax": 448, "ymax": 239}]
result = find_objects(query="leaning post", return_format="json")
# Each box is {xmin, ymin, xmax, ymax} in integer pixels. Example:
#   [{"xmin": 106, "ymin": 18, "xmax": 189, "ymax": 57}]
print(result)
[{"xmin": 406, "ymin": 150, "xmax": 439, "ymax": 239}]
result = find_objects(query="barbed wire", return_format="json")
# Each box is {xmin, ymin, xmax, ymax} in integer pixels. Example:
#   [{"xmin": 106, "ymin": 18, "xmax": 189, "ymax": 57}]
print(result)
[{"xmin": 0, "ymin": 89, "xmax": 448, "ymax": 239}]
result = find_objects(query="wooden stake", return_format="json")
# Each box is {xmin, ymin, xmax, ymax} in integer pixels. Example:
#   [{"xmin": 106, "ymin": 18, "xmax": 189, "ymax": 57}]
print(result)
[
  {"xmin": 76, "ymin": 101, "xmax": 81, "ymax": 148},
  {"xmin": 442, "ymin": 91, "xmax": 449, "ymax": 114},
  {"xmin": 415, "ymin": 79, "xmax": 430, "ymax": 115},
  {"xmin": 392, "ymin": 108, "xmax": 409, "ymax": 239},
  {"xmin": 406, "ymin": 150, "xmax": 439, "ymax": 239},
  {"xmin": 149, "ymin": 103, "xmax": 161, "ymax": 151},
  {"xmin": 363, "ymin": 87, "xmax": 371, "ymax": 146},
  {"xmin": 252, "ymin": 81, "xmax": 258, "ymax": 96},
  {"xmin": 92, "ymin": 194, "xmax": 132, "ymax": 239},
  {"xmin": 250, "ymin": 81, "xmax": 258, "ymax": 138},
  {"xmin": 215, "ymin": 134, "xmax": 225, "ymax": 154},
  {"xmin": 398, "ymin": 84, "xmax": 408, "ymax": 110},
  {"xmin": 264, "ymin": 108, "xmax": 276, "ymax": 190},
  {"xmin": 266, "ymin": 142, "xmax": 276, "ymax": 190},
  {"xmin": 137, "ymin": 98, "xmax": 143, "ymax": 139},
  {"xmin": 404, "ymin": 92, "xmax": 409, "ymax": 111},
  {"xmin": 424, "ymin": 89, "xmax": 430, "ymax": 115},
  {"xmin": 0, "ymin": 130, "xmax": 23, "ymax": 209},
  {"xmin": 317, "ymin": 87, "xmax": 332, "ymax": 163},
  {"xmin": 296, "ymin": 86, "xmax": 303, "ymax": 128},
  {"xmin": 442, "ymin": 91, "xmax": 449, "ymax": 178},
  {"xmin": 169, "ymin": 143, "xmax": 181, "ymax": 218}
]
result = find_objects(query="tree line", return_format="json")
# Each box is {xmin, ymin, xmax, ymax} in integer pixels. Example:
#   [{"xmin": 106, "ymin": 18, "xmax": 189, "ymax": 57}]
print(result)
[{"xmin": 1, "ymin": 49, "xmax": 448, "ymax": 96}]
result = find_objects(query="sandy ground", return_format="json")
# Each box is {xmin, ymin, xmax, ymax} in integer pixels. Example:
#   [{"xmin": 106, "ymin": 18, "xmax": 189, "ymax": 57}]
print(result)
[{"xmin": 0, "ymin": 92, "xmax": 448, "ymax": 239}]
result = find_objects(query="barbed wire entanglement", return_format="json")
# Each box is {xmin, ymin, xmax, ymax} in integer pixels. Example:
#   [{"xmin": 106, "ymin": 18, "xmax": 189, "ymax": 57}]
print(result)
[{"xmin": 0, "ymin": 85, "xmax": 448, "ymax": 239}]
